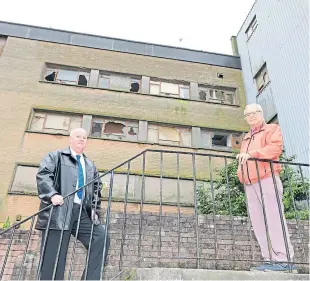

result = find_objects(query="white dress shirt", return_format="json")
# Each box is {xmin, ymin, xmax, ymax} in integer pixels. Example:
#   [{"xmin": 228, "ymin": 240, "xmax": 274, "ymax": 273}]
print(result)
[{"xmin": 70, "ymin": 148, "xmax": 86, "ymax": 205}]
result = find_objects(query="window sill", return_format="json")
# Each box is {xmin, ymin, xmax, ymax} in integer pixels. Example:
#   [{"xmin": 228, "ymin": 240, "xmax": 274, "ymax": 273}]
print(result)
[
  {"xmin": 25, "ymin": 130, "xmax": 235, "ymax": 154},
  {"xmin": 39, "ymin": 80, "xmax": 240, "ymax": 108}
]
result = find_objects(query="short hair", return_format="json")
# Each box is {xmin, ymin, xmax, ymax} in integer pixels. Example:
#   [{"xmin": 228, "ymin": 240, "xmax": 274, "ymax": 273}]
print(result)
[
  {"xmin": 70, "ymin": 128, "xmax": 87, "ymax": 137},
  {"xmin": 244, "ymin": 103, "xmax": 264, "ymax": 115}
]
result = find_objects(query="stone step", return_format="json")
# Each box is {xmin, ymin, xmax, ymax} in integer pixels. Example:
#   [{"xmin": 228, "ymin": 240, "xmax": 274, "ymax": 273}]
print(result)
[{"xmin": 132, "ymin": 267, "xmax": 309, "ymax": 280}]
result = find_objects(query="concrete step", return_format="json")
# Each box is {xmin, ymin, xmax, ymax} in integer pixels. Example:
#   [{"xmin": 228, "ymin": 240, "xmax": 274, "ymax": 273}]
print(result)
[{"xmin": 132, "ymin": 267, "xmax": 309, "ymax": 280}]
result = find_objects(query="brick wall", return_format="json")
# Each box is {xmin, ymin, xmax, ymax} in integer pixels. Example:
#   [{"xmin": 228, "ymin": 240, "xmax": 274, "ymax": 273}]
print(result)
[{"xmin": 1, "ymin": 210, "xmax": 308, "ymax": 280}]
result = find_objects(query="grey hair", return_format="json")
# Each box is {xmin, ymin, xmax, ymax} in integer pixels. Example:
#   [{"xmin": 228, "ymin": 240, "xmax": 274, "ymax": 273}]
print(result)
[
  {"xmin": 244, "ymin": 103, "xmax": 264, "ymax": 115},
  {"xmin": 70, "ymin": 127, "xmax": 87, "ymax": 137}
]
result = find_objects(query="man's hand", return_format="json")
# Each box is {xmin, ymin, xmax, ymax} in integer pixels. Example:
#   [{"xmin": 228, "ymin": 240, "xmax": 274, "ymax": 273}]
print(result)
[
  {"xmin": 236, "ymin": 153, "xmax": 251, "ymax": 165},
  {"xmin": 92, "ymin": 210, "xmax": 100, "ymax": 225},
  {"xmin": 51, "ymin": 194, "xmax": 64, "ymax": 206}
]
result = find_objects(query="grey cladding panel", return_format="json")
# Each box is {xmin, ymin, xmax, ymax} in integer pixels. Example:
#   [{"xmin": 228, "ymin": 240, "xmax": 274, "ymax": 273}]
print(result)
[
  {"xmin": 0, "ymin": 22, "xmax": 29, "ymax": 37},
  {"xmin": 29, "ymin": 28, "xmax": 70, "ymax": 44},
  {"xmin": 112, "ymin": 39, "xmax": 129, "ymax": 52},
  {"xmin": 123, "ymin": 41, "xmax": 146, "ymax": 55},
  {"xmin": 144, "ymin": 44, "xmax": 154, "ymax": 56},
  {"xmin": 71, "ymin": 34, "xmax": 114, "ymax": 49}
]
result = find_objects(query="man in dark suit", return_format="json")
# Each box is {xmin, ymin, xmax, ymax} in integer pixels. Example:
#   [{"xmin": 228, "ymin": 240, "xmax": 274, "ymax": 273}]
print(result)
[{"xmin": 35, "ymin": 128, "xmax": 109, "ymax": 280}]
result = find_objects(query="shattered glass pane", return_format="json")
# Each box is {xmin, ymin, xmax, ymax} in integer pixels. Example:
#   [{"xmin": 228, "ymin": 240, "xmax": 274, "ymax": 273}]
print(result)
[
  {"xmin": 104, "ymin": 121, "xmax": 125, "ymax": 135},
  {"xmin": 91, "ymin": 122, "xmax": 103, "ymax": 137}
]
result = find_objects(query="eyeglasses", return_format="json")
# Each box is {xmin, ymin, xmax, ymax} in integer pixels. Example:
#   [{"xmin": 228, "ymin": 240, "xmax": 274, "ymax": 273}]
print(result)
[{"xmin": 244, "ymin": 110, "xmax": 262, "ymax": 117}]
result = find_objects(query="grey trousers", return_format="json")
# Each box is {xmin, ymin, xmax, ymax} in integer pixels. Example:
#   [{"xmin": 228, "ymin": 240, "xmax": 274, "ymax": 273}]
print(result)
[{"xmin": 39, "ymin": 203, "xmax": 109, "ymax": 280}]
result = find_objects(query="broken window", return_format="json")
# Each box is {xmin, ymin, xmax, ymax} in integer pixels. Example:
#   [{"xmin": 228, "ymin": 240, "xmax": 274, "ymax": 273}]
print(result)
[
  {"xmin": 199, "ymin": 86, "xmax": 235, "ymax": 104},
  {"xmin": 78, "ymin": 73, "xmax": 89, "ymax": 86},
  {"xmin": 104, "ymin": 121, "xmax": 125, "ymax": 135},
  {"xmin": 127, "ymin": 122, "xmax": 139, "ymax": 141},
  {"xmin": 91, "ymin": 120, "xmax": 103, "ymax": 137},
  {"xmin": 45, "ymin": 67, "xmax": 90, "ymax": 86},
  {"xmin": 255, "ymin": 64, "xmax": 270, "ymax": 92},
  {"xmin": 30, "ymin": 111, "xmax": 82, "ymax": 134},
  {"xmin": 45, "ymin": 70, "xmax": 56, "ymax": 81},
  {"xmin": 130, "ymin": 78, "xmax": 140, "ymax": 93},
  {"xmin": 212, "ymin": 134, "xmax": 228, "ymax": 147},
  {"xmin": 91, "ymin": 118, "xmax": 139, "ymax": 141}
]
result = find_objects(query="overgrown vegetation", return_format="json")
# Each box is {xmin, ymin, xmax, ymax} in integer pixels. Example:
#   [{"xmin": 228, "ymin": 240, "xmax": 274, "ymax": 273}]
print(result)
[{"xmin": 198, "ymin": 153, "xmax": 309, "ymax": 220}]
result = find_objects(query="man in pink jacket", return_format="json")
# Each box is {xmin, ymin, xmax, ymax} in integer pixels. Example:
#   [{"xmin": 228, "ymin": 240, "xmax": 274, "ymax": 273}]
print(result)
[{"xmin": 237, "ymin": 104, "xmax": 295, "ymax": 272}]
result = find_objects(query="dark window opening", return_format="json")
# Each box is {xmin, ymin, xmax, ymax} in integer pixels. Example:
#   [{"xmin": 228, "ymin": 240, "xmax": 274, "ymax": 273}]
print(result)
[
  {"xmin": 45, "ymin": 71, "xmax": 56, "ymax": 82},
  {"xmin": 199, "ymin": 91, "xmax": 207, "ymax": 101},
  {"xmin": 91, "ymin": 122, "xmax": 103, "ymax": 137},
  {"xmin": 104, "ymin": 122, "xmax": 125, "ymax": 135},
  {"xmin": 78, "ymin": 75, "xmax": 88, "ymax": 86},
  {"xmin": 130, "ymin": 82, "xmax": 140, "ymax": 92},
  {"xmin": 217, "ymin": 73, "xmax": 224, "ymax": 79},
  {"xmin": 128, "ymin": 127, "xmax": 137, "ymax": 135},
  {"xmin": 212, "ymin": 134, "xmax": 227, "ymax": 146}
]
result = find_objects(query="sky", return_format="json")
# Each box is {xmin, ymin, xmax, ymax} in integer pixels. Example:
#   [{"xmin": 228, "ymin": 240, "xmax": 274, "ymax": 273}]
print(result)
[{"xmin": 0, "ymin": 0, "xmax": 255, "ymax": 55}]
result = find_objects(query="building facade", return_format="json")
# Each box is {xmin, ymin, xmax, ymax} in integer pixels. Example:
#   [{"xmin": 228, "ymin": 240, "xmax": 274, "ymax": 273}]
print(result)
[
  {"xmin": 0, "ymin": 21, "xmax": 248, "ymax": 225},
  {"xmin": 234, "ymin": 0, "xmax": 309, "ymax": 169}
]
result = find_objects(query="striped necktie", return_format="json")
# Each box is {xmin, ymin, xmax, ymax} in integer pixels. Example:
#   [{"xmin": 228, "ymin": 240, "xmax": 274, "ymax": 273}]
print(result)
[{"xmin": 76, "ymin": 155, "xmax": 84, "ymax": 199}]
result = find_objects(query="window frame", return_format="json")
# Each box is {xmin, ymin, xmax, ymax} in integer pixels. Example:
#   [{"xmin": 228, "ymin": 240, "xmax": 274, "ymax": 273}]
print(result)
[
  {"xmin": 246, "ymin": 16, "xmax": 258, "ymax": 39},
  {"xmin": 198, "ymin": 85, "xmax": 236, "ymax": 105},
  {"xmin": 149, "ymin": 80, "xmax": 190, "ymax": 99},
  {"xmin": 29, "ymin": 111, "xmax": 83, "ymax": 134},
  {"xmin": 45, "ymin": 66, "xmax": 90, "ymax": 86},
  {"xmin": 255, "ymin": 63, "xmax": 270, "ymax": 94},
  {"xmin": 91, "ymin": 117, "xmax": 139, "ymax": 139}
]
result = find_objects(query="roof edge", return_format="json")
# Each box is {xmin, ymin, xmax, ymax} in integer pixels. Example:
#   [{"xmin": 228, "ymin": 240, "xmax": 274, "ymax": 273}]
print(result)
[{"xmin": 0, "ymin": 20, "xmax": 242, "ymax": 69}]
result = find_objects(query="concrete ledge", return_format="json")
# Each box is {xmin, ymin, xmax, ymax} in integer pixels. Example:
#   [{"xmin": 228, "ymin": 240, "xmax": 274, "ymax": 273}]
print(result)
[{"xmin": 134, "ymin": 267, "xmax": 309, "ymax": 280}]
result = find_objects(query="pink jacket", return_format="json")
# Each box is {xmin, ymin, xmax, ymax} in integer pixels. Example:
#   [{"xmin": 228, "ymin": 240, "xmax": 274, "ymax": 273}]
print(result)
[{"xmin": 237, "ymin": 123, "xmax": 283, "ymax": 184}]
